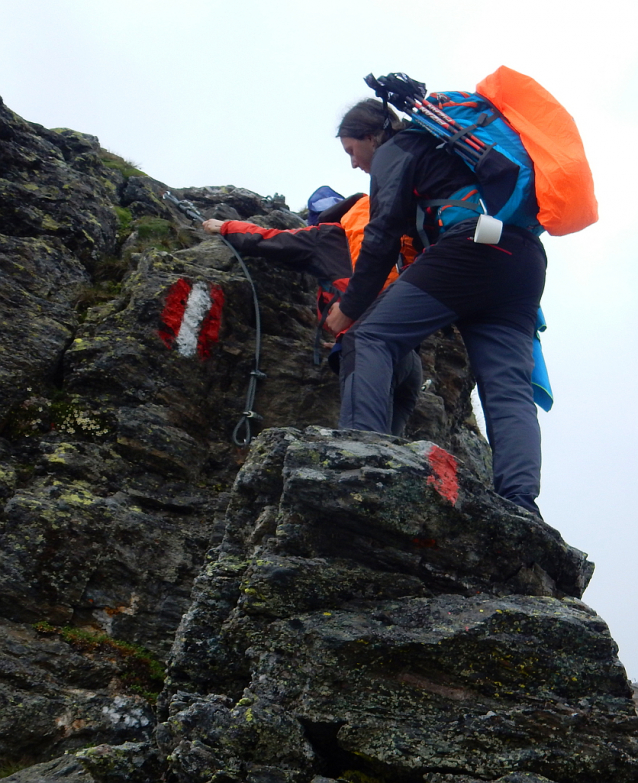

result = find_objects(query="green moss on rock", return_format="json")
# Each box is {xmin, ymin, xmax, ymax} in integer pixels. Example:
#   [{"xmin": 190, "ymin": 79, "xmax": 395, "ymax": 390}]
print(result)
[{"xmin": 34, "ymin": 622, "xmax": 165, "ymax": 702}]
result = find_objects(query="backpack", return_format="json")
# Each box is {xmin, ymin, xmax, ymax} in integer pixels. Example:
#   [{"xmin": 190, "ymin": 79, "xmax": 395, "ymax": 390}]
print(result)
[
  {"xmin": 366, "ymin": 67, "xmax": 597, "ymax": 237},
  {"xmin": 476, "ymin": 67, "xmax": 597, "ymax": 236},
  {"xmin": 307, "ymin": 185, "xmax": 345, "ymax": 226}
]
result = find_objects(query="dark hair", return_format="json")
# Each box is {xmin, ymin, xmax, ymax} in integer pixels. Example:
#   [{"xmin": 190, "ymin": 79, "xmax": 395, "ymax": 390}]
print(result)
[{"xmin": 337, "ymin": 98, "xmax": 405, "ymax": 147}]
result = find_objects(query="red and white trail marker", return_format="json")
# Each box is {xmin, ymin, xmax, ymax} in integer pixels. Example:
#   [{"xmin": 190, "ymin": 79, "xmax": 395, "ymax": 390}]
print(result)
[{"xmin": 159, "ymin": 278, "xmax": 225, "ymax": 360}]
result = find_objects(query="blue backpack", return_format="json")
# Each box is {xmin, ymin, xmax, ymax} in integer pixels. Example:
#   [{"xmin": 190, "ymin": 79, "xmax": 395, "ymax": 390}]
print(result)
[
  {"xmin": 420, "ymin": 91, "xmax": 541, "ymax": 234},
  {"xmin": 365, "ymin": 73, "xmax": 542, "ymax": 236},
  {"xmin": 307, "ymin": 185, "xmax": 345, "ymax": 226}
]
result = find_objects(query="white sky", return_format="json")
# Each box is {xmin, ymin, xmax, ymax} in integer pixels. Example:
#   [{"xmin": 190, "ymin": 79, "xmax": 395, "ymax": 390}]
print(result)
[{"xmin": 3, "ymin": 0, "xmax": 638, "ymax": 677}]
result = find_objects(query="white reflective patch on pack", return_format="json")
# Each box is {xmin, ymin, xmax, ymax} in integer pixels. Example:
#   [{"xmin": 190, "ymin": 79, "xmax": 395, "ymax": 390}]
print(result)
[{"xmin": 473, "ymin": 214, "xmax": 503, "ymax": 244}]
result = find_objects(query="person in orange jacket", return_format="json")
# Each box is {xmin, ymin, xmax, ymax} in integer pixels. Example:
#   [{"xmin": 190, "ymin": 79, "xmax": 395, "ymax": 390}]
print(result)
[{"xmin": 203, "ymin": 191, "xmax": 422, "ymax": 435}]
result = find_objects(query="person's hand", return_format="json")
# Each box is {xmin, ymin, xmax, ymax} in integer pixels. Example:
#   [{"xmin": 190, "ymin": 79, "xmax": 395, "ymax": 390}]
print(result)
[
  {"xmin": 325, "ymin": 302, "xmax": 354, "ymax": 336},
  {"xmin": 202, "ymin": 219, "xmax": 224, "ymax": 234}
]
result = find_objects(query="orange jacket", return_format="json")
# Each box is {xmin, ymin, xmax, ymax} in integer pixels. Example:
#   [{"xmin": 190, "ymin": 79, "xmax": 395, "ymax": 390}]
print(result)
[{"xmin": 340, "ymin": 195, "xmax": 418, "ymax": 289}]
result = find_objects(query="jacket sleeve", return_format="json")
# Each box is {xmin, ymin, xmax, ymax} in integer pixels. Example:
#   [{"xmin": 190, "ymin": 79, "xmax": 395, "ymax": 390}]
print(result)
[
  {"xmin": 338, "ymin": 140, "xmax": 417, "ymax": 321},
  {"xmin": 220, "ymin": 221, "xmax": 352, "ymax": 282}
]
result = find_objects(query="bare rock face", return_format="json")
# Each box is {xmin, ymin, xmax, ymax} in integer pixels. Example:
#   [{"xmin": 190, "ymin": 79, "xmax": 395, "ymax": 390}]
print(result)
[
  {"xmin": 0, "ymin": 96, "xmax": 358, "ymax": 766},
  {"xmin": 0, "ymin": 97, "xmax": 635, "ymax": 782},
  {"xmin": 0, "ymin": 108, "xmax": 113, "ymax": 422},
  {"xmin": 154, "ymin": 428, "xmax": 637, "ymax": 783}
]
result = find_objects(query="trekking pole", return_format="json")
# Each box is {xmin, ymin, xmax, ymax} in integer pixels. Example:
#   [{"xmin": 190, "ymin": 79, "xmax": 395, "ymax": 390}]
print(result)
[
  {"xmin": 409, "ymin": 109, "xmax": 480, "ymax": 167},
  {"xmin": 396, "ymin": 92, "xmax": 485, "ymax": 165},
  {"xmin": 365, "ymin": 72, "xmax": 487, "ymax": 165},
  {"xmin": 412, "ymin": 97, "xmax": 487, "ymax": 157},
  {"xmin": 162, "ymin": 191, "xmax": 266, "ymax": 448}
]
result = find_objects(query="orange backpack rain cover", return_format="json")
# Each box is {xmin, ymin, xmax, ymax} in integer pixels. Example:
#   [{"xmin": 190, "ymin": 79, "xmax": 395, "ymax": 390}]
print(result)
[{"xmin": 477, "ymin": 66, "xmax": 598, "ymax": 236}]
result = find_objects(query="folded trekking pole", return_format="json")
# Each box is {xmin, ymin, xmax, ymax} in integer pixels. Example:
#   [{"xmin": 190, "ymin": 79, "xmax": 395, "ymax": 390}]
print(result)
[
  {"xmin": 364, "ymin": 72, "xmax": 488, "ymax": 167},
  {"xmin": 162, "ymin": 191, "xmax": 266, "ymax": 448}
]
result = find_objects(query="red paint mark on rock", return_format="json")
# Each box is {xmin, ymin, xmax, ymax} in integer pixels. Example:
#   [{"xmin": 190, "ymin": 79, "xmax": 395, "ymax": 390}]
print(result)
[
  {"xmin": 197, "ymin": 285, "xmax": 225, "ymax": 359},
  {"xmin": 159, "ymin": 278, "xmax": 192, "ymax": 349},
  {"xmin": 412, "ymin": 537, "xmax": 437, "ymax": 549},
  {"xmin": 158, "ymin": 278, "xmax": 225, "ymax": 359},
  {"xmin": 426, "ymin": 444, "xmax": 459, "ymax": 505}
]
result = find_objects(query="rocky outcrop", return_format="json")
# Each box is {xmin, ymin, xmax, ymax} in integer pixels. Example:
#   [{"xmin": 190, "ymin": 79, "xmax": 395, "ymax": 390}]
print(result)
[
  {"xmin": 152, "ymin": 428, "xmax": 637, "ymax": 783},
  {"xmin": 0, "ymin": 97, "xmax": 635, "ymax": 782},
  {"xmin": 0, "ymin": 96, "xmax": 358, "ymax": 766}
]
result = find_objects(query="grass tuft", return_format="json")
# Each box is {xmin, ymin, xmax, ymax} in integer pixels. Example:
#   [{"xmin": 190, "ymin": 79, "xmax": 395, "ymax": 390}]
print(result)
[
  {"xmin": 99, "ymin": 149, "xmax": 146, "ymax": 179},
  {"xmin": 33, "ymin": 622, "xmax": 165, "ymax": 703}
]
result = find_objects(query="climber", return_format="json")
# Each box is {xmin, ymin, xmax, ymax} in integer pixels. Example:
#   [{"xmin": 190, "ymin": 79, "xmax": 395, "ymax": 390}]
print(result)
[
  {"xmin": 325, "ymin": 98, "xmax": 546, "ymax": 517},
  {"xmin": 202, "ymin": 193, "xmax": 423, "ymax": 437}
]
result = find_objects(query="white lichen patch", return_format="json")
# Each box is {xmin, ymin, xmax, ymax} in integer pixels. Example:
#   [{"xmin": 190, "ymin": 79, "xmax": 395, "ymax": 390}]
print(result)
[
  {"xmin": 291, "ymin": 467, "xmax": 328, "ymax": 482},
  {"xmin": 101, "ymin": 696, "xmax": 151, "ymax": 728}
]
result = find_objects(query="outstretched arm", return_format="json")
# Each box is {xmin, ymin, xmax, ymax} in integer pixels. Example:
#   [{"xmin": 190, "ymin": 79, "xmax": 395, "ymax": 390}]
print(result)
[
  {"xmin": 203, "ymin": 219, "xmax": 352, "ymax": 282},
  {"xmin": 202, "ymin": 219, "xmax": 224, "ymax": 234}
]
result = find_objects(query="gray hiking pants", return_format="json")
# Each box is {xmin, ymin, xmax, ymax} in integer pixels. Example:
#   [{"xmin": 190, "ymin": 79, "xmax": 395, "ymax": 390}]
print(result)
[
  {"xmin": 339, "ymin": 280, "xmax": 542, "ymax": 515},
  {"xmin": 339, "ymin": 346, "xmax": 422, "ymax": 438}
]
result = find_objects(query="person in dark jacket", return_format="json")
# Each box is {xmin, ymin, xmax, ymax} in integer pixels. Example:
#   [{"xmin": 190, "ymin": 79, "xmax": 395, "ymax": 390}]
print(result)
[{"xmin": 325, "ymin": 99, "xmax": 547, "ymax": 516}]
